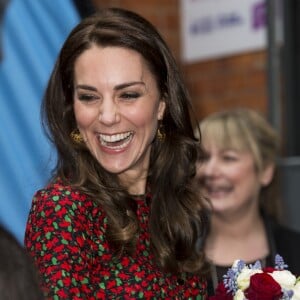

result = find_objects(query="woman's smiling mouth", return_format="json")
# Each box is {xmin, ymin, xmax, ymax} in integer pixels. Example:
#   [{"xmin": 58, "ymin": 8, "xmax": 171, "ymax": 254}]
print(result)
[{"xmin": 98, "ymin": 131, "xmax": 133, "ymax": 150}]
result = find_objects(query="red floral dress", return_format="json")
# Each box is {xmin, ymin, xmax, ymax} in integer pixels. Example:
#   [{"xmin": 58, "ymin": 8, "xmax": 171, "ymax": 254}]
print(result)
[{"xmin": 25, "ymin": 180, "xmax": 207, "ymax": 299}]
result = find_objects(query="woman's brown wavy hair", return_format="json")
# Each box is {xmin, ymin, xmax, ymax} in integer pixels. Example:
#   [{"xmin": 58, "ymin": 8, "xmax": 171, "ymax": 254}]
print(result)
[{"xmin": 42, "ymin": 7, "xmax": 210, "ymax": 274}]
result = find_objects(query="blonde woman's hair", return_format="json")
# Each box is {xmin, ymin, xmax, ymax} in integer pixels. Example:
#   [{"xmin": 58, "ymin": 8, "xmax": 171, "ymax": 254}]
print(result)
[{"xmin": 196, "ymin": 108, "xmax": 282, "ymax": 220}]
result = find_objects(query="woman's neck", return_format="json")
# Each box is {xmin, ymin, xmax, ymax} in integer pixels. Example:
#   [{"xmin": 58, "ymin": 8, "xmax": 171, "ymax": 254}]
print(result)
[
  {"xmin": 205, "ymin": 210, "xmax": 269, "ymax": 266},
  {"xmin": 119, "ymin": 169, "xmax": 148, "ymax": 195}
]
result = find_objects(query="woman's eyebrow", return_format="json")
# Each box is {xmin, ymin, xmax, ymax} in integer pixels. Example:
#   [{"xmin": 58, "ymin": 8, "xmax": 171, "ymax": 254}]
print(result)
[
  {"xmin": 75, "ymin": 81, "xmax": 145, "ymax": 92},
  {"xmin": 114, "ymin": 81, "xmax": 145, "ymax": 91},
  {"xmin": 75, "ymin": 84, "xmax": 97, "ymax": 91}
]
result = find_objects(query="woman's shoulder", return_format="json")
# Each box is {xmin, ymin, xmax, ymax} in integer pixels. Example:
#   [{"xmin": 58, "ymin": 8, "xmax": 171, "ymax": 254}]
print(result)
[
  {"xmin": 34, "ymin": 178, "xmax": 87, "ymax": 201},
  {"xmin": 30, "ymin": 178, "xmax": 101, "ymax": 217},
  {"xmin": 264, "ymin": 212, "xmax": 300, "ymax": 243},
  {"xmin": 272, "ymin": 222, "xmax": 300, "ymax": 244},
  {"xmin": 26, "ymin": 178, "xmax": 106, "ymax": 241},
  {"xmin": 272, "ymin": 222, "xmax": 300, "ymax": 243},
  {"xmin": 269, "ymin": 221, "xmax": 300, "ymax": 275}
]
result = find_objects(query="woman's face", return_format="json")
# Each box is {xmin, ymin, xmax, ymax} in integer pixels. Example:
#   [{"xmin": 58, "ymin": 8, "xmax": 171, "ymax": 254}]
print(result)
[
  {"xmin": 73, "ymin": 46, "xmax": 166, "ymax": 184},
  {"xmin": 196, "ymin": 140, "xmax": 271, "ymax": 217}
]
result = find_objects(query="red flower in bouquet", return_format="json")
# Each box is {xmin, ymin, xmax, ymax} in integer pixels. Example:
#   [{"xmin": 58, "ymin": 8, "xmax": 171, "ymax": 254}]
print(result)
[{"xmin": 245, "ymin": 272, "xmax": 282, "ymax": 300}]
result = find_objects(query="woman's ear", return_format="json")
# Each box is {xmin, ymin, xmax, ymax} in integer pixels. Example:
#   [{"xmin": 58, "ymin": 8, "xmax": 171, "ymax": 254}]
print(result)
[
  {"xmin": 260, "ymin": 163, "xmax": 275, "ymax": 186},
  {"xmin": 158, "ymin": 100, "xmax": 166, "ymax": 120}
]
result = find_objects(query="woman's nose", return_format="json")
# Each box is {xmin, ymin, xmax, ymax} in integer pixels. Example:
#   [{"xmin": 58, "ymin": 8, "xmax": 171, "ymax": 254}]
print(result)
[
  {"xmin": 201, "ymin": 157, "xmax": 220, "ymax": 177},
  {"xmin": 98, "ymin": 99, "xmax": 120, "ymax": 125}
]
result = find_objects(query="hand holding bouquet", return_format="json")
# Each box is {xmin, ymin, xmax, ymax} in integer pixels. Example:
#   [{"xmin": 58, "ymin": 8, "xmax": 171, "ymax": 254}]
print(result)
[{"xmin": 210, "ymin": 254, "xmax": 300, "ymax": 300}]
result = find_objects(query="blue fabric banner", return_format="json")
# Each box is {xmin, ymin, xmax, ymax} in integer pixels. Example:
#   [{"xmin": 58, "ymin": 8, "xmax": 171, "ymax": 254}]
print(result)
[{"xmin": 0, "ymin": 0, "xmax": 79, "ymax": 242}]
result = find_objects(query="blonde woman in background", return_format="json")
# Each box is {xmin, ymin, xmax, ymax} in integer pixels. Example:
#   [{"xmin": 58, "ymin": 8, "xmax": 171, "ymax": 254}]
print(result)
[{"xmin": 195, "ymin": 108, "xmax": 300, "ymax": 296}]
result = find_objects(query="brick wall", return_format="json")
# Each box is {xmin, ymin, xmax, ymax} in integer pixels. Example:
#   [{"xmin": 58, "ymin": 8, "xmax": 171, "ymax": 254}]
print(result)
[{"xmin": 91, "ymin": 0, "xmax": 268, "ymax": 121}]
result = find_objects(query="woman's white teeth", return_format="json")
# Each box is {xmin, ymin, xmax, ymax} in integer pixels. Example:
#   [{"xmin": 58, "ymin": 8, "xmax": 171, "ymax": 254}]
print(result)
[
  {"xmin": 99, "ymin": 132, "xmax": 131, "ymax": 142},
  {"xmin": 98, "ymin": 132, "xmax": 132, "ymax": 149},
  {"xmin": 207, "ymin": 186, "xmax": 232, "ymax": 193}
]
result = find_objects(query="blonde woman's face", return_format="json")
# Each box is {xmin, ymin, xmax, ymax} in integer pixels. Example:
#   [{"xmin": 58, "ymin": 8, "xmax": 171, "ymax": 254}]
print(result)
[{"xmin": 196, "ymin": 140, "xmax": 271, "ymax": 217}]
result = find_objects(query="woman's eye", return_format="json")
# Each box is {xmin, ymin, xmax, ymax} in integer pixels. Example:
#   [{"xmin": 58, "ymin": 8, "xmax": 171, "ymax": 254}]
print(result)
[
  {"xmin": 223, "ymin": 155, "xmax": 237, "ymax": 162},
  {"xmin": 120, "ymin": 92, "xmax": 140, "ymax": 100},
  {"xmin": 78, "ymin": 94, "xmax": 98, "ymax": 101},
  {"xmin": 202, "ymin": 154, "xmax": 210, "ymax": 162}
]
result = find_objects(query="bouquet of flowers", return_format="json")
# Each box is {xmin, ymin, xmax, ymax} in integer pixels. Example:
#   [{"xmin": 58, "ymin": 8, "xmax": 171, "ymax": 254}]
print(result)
[{"xmin": 209, "ymin": 254, "xmax": 300, "ymax": 300}]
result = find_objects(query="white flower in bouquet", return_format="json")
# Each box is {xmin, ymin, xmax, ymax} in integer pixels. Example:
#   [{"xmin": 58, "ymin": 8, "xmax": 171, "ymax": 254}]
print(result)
[
  {"xmin": 236, "ymin": 267, "xmax": 262, "ymax": 291},
  {"xmin": 271, "ymin": 270, "xmax": 297, "ymax": 290},
  {"xmin": 233, "ymin": 289, "xmax": 245, "ymax": 300},
  {"xmin": 292, "ymin": 281, "xmax": 300, "ymax": 300}
]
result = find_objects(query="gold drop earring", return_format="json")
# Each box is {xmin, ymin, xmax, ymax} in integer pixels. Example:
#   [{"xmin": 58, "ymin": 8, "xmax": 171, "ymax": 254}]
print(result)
[
  {"xmin": 70, "ymin": 129, "xmax": 83, "ymax": 143},
  {"xmin": 157, "ymin": 122, "xmax": 165, "ymax": 141}
]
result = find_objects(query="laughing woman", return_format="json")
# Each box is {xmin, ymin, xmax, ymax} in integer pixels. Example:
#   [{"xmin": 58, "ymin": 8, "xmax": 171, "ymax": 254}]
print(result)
[{"xmin": 24, "ymin": 8, "xmax": 209, "ymax": 299}]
